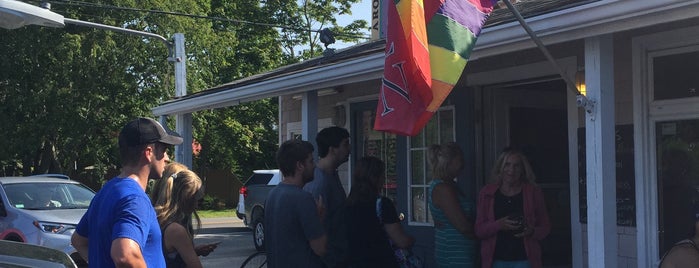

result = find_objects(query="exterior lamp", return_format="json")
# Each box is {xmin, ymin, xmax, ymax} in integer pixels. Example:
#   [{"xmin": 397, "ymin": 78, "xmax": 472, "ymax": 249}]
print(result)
[
  {"xmin": 576, "ymin": 67, "xmax": 586, "ymax": 96},
  {"xmin": 0, "ymin": 0, "xmax": 63, "ymax": 29}
]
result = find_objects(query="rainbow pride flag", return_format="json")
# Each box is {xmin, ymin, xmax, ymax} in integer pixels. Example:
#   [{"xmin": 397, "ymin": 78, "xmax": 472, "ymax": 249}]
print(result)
[{"xmin": 375, "ymin": 0, "xmax": 498, "ymax": 136}]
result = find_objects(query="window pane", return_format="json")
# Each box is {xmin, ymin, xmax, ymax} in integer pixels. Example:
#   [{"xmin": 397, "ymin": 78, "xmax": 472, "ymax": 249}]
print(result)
[
  {"xmin": 439, "ymin": 109, "xmax": 455, "ymax": 142},
  {"xmin": 411, "ymin": 150, "xmax": 425, "ymax": 185},
  {"xmin": 406, "ymin": 107, "xmax": 454, "ymax": 224},
  {"xmin": 425, "ymin": 116, "xmax": 439, "ymax": 147},
  {"xmin": 411, "ymin": 187, "xmax": 427, "ymax": 222},
  {"xmin": 655, "ymin": 119, "xmax": 699, "ymax": 256},
  {"xmin": 359, "ymin": 108, "xmax": 398, "ymax": 201},
  {"xmin": 653, "ymin": 51, "xmax": 699, "ymax": 100},
  {"xmin": 411, "ymin": 129, "xmax": 424, "ymax": 147}
]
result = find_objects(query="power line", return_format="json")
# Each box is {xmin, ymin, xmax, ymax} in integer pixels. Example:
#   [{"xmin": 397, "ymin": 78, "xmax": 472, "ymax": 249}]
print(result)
[{"xmin": 46, "ymin": 0, "xmax": 371, "ymax": 40}]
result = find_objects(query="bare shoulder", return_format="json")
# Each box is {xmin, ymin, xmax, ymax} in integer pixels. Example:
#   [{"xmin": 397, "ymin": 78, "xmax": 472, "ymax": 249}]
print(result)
[
  {"xmin": 432, "ymin": 181, "xmax": 458, "ymax": 206},
  {"xmin": 433, "ymin": 181, "xmax": 457, "ymax": 195},
  {"xmin": 164, "ymin": 222, "xmax": 188, "ymax": 239},
  {"xmin": 662, "ymin": 244, "xmax": 699, "ymax": 268}
]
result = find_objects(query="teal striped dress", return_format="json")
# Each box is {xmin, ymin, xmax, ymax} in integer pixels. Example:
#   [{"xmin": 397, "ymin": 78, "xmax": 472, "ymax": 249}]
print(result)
[{"xmin": 428, "ymin": 179, "xmax": 476, "ymax": 268}]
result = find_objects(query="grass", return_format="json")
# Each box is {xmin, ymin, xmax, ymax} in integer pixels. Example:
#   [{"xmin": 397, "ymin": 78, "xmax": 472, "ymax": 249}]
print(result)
[{"xmin": 197, "ymin": 209, "xmax": 237, "ymax": 218}]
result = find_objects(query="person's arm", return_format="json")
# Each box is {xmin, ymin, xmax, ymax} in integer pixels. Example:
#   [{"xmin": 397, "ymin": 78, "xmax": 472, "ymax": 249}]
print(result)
[
  {"xmin": 194, "ymin": 242, "xmax": 220, "ymax": 257},
  {"xmin": 432, "ymin": 183, "xmax": 475, "ymax": 239},
  {"xmin": 110, "ymin": 238, "xmax": 147, "ymax": 268},
  {"xmin": 300, "ymin": 192, "xmax": 327, "ymax": 256},
  {"xmin": 165, "ymin": 223, "xmax": 203, "ymax": 268},
  {"xmin": 384, "ymin": 222, "xmax": 415, "ymax": 249},
  {"xmin": 528, "ymin": 186, "xmax": 551, "ymax": 240},
  {"xmin": 474, "ymin": 186, "xmax": 518, "ymax": 239},
  {"xmin": 71, "ymin": 232, "xmax": 89, "ymax": 263},
  {"xmin": 309, "ymin": 234, "xmax": 328, "ymax": 256},
  {"xmin": 380, "ymin": 197, "xmax": 415, "ymax": 249}
]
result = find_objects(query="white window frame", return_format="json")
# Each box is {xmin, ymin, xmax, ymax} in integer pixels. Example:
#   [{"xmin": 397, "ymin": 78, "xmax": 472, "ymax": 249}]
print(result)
[
  {"xmin": 406, "ymin": 106, "xmax": 456, "ymax": 226},
  {"xmin": 632, "ymin": 25, "xmax": 699, "ymax": 268}
]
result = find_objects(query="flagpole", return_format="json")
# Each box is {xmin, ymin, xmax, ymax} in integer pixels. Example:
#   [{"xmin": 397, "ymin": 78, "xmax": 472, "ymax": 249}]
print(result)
[{"xmin": 502, "ymin": 0, "xmax": 594, "ymax": 114}]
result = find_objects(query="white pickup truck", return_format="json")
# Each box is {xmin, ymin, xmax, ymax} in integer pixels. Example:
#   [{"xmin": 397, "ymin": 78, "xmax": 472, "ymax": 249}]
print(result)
[{"xmin": 236, "ymin": 169, "xmax": 281, "ymax": 251}]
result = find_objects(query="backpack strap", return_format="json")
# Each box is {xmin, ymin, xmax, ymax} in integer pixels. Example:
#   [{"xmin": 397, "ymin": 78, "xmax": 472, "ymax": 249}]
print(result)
[{"xmin": 376, "ymin": 197, "xmax": 383, "ymax": 224}]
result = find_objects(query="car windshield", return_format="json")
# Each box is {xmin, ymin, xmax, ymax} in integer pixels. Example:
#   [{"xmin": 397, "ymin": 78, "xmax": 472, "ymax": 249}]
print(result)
[
  {"xmin": 245, "ymin": 173, "xmax": 275, "ymax": 186},
  {"xmin": 4, "ymin": 182, "xmax": 95, "ymax": 210}
]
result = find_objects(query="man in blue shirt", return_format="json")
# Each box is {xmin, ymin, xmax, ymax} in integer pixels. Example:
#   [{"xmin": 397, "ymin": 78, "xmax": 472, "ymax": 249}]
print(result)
[{"xmin": 71, "ymin": 117, "xmax": 183, "ymax": 267}]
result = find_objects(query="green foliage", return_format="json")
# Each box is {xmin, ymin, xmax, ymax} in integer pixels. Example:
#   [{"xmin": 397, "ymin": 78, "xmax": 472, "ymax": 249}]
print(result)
[
  {"xmin": 199, "ymin": 194, "xmax": 215, "ymax": 210},
  {"xmin": 264, "ymin": 0, "xmax": 370, "ymax": 59},
  {"xmin": 193, "ymin": 99, "xmax": 279, "ymax": 180},
  {"xmin": 198, "ymin": 194, "xmax": 227, "ymax": 210},
  {"xmin": 198, "ymin": 208, "xmax": 236, "ymax": 218},
  {"xmin": 0, "ymin": 0, "xmax": 367, "ymax": 186}
]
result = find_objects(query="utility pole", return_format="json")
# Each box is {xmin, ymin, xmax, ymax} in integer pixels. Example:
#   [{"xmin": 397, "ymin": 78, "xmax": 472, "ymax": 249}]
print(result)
[{"xmin": 172, "ymin": 33, "xmax": 193, "ymax": 168}]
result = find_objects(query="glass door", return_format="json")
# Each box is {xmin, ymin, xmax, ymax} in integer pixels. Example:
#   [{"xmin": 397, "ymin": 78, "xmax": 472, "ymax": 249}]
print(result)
[
  {"xmin": 655, "ymin": 119, "xmax": 699, "ymax": 255},
  {"xmin": 485, "ymin": 79, "xmax": 571, "ymax": 266},
  {"xmin": 351, "ymin": 101, "xmax": 398, "ymax": 202}
]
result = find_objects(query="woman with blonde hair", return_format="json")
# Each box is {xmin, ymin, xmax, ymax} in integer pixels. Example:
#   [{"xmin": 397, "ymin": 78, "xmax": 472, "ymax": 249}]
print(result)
[
  {"xmin": 475, "ymin": 148, "xmax": 550, "ymax": 268},
  {"xmin": 151, "ymin": 162, "xmax": 218, "ymax": 268},
  {"xmin": 427, "ymin": 142, "xmax": 476, "ymax": 267}
]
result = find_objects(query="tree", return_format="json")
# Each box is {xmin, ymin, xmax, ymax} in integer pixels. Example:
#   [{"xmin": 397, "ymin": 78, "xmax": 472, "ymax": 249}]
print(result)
[
  {"xmin": 0, "ymin": 0, "xmax": 368, "ymax": 186},
  {"xmin": 263, "ymin": 0, "xmax": 370, "ymax": 59}
]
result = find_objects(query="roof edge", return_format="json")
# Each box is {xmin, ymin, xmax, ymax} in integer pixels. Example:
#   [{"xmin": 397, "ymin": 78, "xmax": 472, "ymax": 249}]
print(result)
[{"xmin": 153, "ymin": 0, "xmax": 699, "ymax": 116}]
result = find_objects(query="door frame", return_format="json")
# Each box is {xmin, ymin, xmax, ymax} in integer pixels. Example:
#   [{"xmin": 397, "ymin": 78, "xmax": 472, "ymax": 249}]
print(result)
[
  {"xmin": 633, "ymin": 25, "xmax": 699, "ymax": 267},
  {"xmin": 467, "ymin": 56, "xmax": 581, "ymax": 267}
]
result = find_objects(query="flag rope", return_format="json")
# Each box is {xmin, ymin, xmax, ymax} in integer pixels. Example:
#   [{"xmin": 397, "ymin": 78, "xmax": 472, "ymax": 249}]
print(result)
[{"xmin": 502, "ymin": 0, "xmax": 595, "ymax": 115}]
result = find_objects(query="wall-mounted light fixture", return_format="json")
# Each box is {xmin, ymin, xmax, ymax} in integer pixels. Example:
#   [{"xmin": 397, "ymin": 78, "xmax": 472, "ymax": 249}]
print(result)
[
  {"xmin": 292, "ymin": 87, "xmax": 341, "ymax": 100},
  {"xmin": 332, "ymin": 104, "xmax": 346, "ymax": 127},
  {"xmin": 575, "ymin": 67, "xmax": 586, "ymax": 96}
]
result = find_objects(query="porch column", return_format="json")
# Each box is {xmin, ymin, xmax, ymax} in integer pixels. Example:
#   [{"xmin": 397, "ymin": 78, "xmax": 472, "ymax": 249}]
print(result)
[
  {"xmin": 584, "ymin": 34, "xmax": 617, "ymax": 267},
  {"xmin": 175, "ymin": 113, "xmax": 193, "ymax": 168},
  {"xmin": 302, "ymin": 90, "xmax": 319, "ymax": 157}
]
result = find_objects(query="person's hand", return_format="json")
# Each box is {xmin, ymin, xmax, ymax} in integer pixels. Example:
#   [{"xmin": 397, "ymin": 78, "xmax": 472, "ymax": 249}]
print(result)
[
  {"xmin": 496, "ymin": 216, "xmax": 521, "ymax": 232},
  {"xmin": 514, "ymin": 225, "xmax": 534, "ymax": 238},
  {"xmin": 195, "ymin": 241, "xmax": 220, "ymax": 257},
  {"xmin": 316, "ymin": 195, "xmax": 326, "ymax": 221}
]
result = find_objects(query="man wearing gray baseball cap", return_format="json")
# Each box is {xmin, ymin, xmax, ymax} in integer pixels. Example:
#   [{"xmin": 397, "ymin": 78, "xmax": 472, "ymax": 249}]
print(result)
[{"xmin": 72, "ymin": 117, "xmax": 183, "ymax": 267}]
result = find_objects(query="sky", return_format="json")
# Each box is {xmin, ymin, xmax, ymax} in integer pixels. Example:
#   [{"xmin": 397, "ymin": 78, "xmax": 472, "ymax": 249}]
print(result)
[{"xmin": 334, "ymin": 0, "xmax": 373, "ymax": 49}]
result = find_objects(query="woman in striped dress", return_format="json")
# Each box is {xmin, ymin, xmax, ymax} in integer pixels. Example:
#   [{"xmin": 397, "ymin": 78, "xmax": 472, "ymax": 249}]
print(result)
[{"xmin": 427, "ymin": 142, "xmax": 476, "ymax": 267}]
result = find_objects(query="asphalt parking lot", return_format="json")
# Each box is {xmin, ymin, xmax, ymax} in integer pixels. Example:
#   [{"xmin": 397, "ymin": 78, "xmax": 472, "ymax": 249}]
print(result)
[{"xmin": 196, "ymin": 217, "xmax": 257, "ymax": 267}]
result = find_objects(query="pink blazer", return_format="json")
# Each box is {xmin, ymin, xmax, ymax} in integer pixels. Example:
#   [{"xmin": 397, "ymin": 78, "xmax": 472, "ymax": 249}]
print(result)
[{"xmin": 475, "ymin": 183, "xmax": 551, "ymax": 268}]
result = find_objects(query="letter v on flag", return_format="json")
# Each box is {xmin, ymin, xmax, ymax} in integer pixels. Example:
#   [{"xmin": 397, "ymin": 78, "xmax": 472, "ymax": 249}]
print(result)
[{"xmin": 375, "ymin": 0, "xmax": 498, "ymax": 136}]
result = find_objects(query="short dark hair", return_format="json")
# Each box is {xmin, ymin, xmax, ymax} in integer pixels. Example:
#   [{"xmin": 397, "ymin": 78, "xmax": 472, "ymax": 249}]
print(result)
[
  {"xmin": 119, "ymin": 143, "xmax": 151, "ymax": 166},
  {"xmin": 119, "ymin": 142, "xmax": 170, "ymax": 166},
  {"xmin": 316, "ymin": 126, "xmax": 349, "ymax": 157},
  {"xmin": 277, "ymin": 139, "xmax": 315, "ymax": 177}
]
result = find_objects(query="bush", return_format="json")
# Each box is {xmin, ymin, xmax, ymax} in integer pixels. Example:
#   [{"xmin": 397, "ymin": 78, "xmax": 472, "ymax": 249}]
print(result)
[
  {"xmin": 199, "ymin": 194, "xmax": 216, "ymax": 210},
  {"xmin": 199, "ymin": 194, "xmax": 228, "ymax": 210}
]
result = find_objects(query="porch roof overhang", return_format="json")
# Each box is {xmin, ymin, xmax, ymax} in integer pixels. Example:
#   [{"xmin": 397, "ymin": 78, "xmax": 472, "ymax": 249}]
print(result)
[{"xmin": 152, "ymin": 0, "xmax": 699, "ymax": 116}]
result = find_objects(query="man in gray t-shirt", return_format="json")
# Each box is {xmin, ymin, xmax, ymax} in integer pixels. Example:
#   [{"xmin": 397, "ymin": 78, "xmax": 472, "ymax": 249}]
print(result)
[
  {"xmin": 265, "ymin": 140, "xmax": 327, "ymax": 268},
  {"xmin": 304, "ymin": 127, "xmax": 351, "ymax": 228}
]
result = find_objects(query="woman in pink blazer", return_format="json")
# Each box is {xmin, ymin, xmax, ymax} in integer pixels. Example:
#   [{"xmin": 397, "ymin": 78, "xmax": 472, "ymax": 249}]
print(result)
[{"xmin": 475, "ymin": 149, "xmax": 550, "ymax": 268}]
